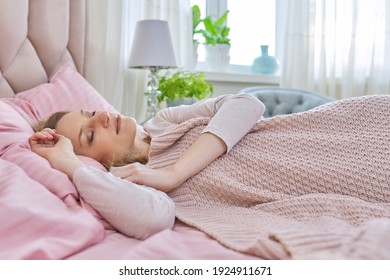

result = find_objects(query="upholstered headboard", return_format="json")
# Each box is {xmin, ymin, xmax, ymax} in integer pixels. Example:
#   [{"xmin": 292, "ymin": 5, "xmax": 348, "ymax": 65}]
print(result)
[{"xmin": 0, "ymin": 0, "xmax": 86, "ymax": 98}]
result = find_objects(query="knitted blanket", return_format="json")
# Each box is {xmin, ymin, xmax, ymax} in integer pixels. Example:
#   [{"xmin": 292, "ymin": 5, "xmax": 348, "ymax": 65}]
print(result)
[{"xmin": 147, "ymin": 95, "xmax": 390, "ymax": 259}]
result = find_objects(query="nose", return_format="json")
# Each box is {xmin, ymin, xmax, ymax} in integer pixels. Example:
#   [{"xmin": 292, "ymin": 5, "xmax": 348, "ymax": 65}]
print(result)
[{"xmin": 91, "ymin": 111, "xmax": 110, "ymax": 128}]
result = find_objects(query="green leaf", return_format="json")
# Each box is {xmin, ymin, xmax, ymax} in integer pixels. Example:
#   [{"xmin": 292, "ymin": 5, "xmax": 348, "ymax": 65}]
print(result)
[
  {"xmin": 215, "ymin": 11, "xmax": 229, "ymax": 27},
  {"xmin": 203, "ymin": 17, "xmax": 216, "ymax": 35},
  {"xmin": 192, "ymin": 5, "xmax": 201, "ymax": 31},
  {"xmin": 157, "ymin": 69, "xmax": 213, "ymax": 104},
  {"xmin": 198, "ymin": 10, "xmax": 230, "ymax": 45}
]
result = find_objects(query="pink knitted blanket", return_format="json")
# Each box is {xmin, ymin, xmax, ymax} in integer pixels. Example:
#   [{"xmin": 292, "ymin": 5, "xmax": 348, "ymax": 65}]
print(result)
[{"xmin": 147, "ymin": 95, "xmax": 390, "ymax": 259}]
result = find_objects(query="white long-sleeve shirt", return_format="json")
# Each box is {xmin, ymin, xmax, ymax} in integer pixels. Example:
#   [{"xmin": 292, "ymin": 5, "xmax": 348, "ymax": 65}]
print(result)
[
  {"xmin": 144, "ymin": 93, "xmax": 265, "ymax": 152},
  {"xmin": 73, "ymin": 93, "xmax": 264, "ymax": 240},
  {"xmin": 73, "ymin": 166, "xmax": 175, "ymax": 240}
]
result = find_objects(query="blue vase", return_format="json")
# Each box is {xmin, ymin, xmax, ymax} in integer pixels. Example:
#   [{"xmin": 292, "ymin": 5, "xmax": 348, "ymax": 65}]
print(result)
[{"xmin": 251, "ymin": 45, "xmax": 278, "ymax": 74}]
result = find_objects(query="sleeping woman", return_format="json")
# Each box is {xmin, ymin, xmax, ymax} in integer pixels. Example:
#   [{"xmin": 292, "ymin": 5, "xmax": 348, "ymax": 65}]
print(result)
[
  {"xmin": 29, "ymin": 93, "xmax": 265, "ymax": 239},
  {"xmin": 30, "ymin": 93, "xmax": 390, "ymax": 259}
]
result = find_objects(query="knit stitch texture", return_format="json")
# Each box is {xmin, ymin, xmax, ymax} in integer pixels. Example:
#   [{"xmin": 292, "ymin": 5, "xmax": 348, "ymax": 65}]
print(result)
[{"xmin": 147, "ymin": 95, "xmax": 390, "ymax": 259}]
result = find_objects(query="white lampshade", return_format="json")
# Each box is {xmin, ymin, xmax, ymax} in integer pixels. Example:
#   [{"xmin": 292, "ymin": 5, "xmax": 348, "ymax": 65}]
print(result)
[{"xmin": 128, "ymin": 20, "xmax": 177, "ymax": 68}]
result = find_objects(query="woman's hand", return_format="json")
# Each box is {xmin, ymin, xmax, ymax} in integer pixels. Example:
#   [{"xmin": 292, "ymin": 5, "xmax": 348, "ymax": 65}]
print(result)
[
  {"xmin": 111, "ymin": 163, "xmax": 180, "ymax": 192},
  {"xmin": 29, "ymin": 128, "xmax": 64, "ymax": 160},
  {"xmin": 112, "ymin": 132, "xmax": 227, "ymax": 193},
  {"xmin": 29, "ymin": 128, "xmax": 86, "ymax": 179}
]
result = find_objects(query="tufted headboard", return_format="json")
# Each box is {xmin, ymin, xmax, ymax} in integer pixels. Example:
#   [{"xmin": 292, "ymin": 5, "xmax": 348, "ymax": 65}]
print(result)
[{"xmin": 0, "ymin": 0, "xmax": 86, "ymax": 98}]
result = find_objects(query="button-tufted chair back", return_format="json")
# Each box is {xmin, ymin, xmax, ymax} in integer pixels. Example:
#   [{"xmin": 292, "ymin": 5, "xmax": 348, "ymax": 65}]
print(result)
[{"xmin": 239, "ymin": 86, "xmax": 335, "ymax": 118}]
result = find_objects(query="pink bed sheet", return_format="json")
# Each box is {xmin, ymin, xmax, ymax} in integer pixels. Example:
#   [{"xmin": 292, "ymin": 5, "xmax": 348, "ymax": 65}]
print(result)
[
  {"xmin": 69, "ymin": 221, "xmax": 260, "ymax": 260},
  {"xmin": 0, "ymin": 150, "xmax": 258, "ymax": 260}
]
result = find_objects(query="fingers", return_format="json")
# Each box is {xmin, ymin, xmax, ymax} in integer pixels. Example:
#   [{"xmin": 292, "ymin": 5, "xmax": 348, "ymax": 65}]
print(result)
[
  {"xmin": 29, "ymin": 128, "xmax": 64, "ymax": 150},
  {"xmin": 30, "ymin": 128, "xmax": 57, "ymax": 141},
  {"xmin": 29, "ymin": 128, "xmax": 75, "ymax": 161},
  {"xmin": 111, "ymin": 163, "xmax": 143, "ymax": 178}
]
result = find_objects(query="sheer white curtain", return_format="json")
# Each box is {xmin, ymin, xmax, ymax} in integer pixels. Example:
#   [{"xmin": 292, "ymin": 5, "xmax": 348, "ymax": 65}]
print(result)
[
  {"xmin": 84, "ymin": 0, "xmax": 192, "ymax": 121},
  {"xmin": 281, "ymin": 0, "xmax": 390, "ymax": 99}
]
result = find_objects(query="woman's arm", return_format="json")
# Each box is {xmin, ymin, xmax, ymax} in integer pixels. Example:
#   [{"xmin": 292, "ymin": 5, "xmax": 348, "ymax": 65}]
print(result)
[
  {"xmin": 29, "ymin": 129, "xmax": 175, "ymax": 239},
  {"xmin": 145, "ymin": 93, "xmax": 265, "ymax": 152},
  {"xmin": 73, "ymin": 166, "xmax": 175, "ymax": 240},
  {"xmin": 114, "ymin": 94, "xmax": 265, "ymax": 192},
  {"xmin": 113, "ymin": 132, "xmax": 226, "ymax": 192}
]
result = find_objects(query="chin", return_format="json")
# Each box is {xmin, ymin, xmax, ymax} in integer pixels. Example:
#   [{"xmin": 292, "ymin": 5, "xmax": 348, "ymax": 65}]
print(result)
[
  {"xmin": 119, "ymin": 116, "xmax": 137, "ymax": 139},
  {"xmin": 120, "ymin": 116, "xmax": 135, "ymax": 129}
]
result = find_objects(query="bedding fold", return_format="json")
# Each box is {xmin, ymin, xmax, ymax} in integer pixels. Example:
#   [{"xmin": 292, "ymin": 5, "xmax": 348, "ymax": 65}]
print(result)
[{"xmin": 0, "ymin": 158, "xmax": 104, "ymax": 259}]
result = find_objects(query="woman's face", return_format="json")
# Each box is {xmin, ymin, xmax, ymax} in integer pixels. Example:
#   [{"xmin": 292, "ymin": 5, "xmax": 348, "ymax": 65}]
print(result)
[{"xmin": 55, "ymin": 110, "xmax": 138, "ymax": 164}]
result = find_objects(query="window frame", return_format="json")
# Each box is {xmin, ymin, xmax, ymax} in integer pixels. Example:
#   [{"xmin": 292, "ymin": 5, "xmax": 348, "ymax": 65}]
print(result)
[{"xmin": 195, "ymin": 0, "xmax": 285, "ymax": 75}]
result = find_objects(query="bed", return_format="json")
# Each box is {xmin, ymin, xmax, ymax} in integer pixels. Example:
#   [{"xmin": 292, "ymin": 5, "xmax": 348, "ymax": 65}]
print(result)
[
  {"xmin": 2, "ymin": 1, "xmax": 390, "ymax": 261},
  {"xmin": 0, "ymin": 0, "xmax": 260, "ymax": 260}
]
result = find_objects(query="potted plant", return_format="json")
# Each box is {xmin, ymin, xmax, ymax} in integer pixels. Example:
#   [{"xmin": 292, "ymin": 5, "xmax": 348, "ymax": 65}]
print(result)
[
  {"xmin": 200, "ymin": 10, "xmax": 231, "ymax": 72},
  {"xmin": 157, "ymin": 69, "xmax": 213, "ymax": 107}
]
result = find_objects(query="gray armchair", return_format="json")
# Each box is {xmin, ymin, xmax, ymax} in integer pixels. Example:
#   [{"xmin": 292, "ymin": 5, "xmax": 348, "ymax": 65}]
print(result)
[{"xmin": 240, "ymin": 86, "xmax": 335, "ymax": 118}]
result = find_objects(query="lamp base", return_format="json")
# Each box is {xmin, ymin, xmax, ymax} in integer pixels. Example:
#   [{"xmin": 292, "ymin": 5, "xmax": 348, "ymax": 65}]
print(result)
[
  {"xmin": 142, "ymin": 67, "xmax": 162, "ymax": 121},
  {"xmin": 144, "ymin": 88, "xmax": 160, "ymax": 120}
]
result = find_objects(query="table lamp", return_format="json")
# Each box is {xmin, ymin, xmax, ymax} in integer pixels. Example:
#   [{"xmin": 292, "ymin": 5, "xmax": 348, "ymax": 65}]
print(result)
[{"xmin": 128, "ymin": 20, "xmax": 177, "ymax": 120}]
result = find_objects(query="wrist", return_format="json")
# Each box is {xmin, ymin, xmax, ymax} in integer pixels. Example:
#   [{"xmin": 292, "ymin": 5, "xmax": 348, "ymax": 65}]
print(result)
[
  {"xmin": 169, "ymin": 164, "xmax": 188, "ymax": 187},
  {"xmin": 51, "ymin": 155, "xmax": 86, "ymax": 180}
]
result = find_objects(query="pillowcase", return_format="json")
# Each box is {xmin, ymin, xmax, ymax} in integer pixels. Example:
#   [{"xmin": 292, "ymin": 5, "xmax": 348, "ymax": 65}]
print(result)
[
  {"xmin": 9, "ymin": 62, "xmax": 118, "ymax": 125},
  {"xmin": 0, "ymin": 63, "xmax": 117, "ymax": 231}
]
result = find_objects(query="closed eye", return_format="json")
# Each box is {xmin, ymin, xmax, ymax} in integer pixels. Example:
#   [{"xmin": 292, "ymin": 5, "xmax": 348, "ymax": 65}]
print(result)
[
  {"xmin": 88, "ymin": 111, "xmax": 95, "ymax": 144},
  {"xmin": 87, "ymin": 128, "xmax": 94, "ymax": 144}
]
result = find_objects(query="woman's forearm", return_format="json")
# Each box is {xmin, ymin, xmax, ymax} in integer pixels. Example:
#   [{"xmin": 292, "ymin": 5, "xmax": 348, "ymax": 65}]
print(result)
[
  {"xmin": 168, "ymin": 132, "xmax": 227, "ymax": 190},
  {"xmin": 74, "ymin": 166, "xmax": 175, "ymax": 240},
  {"xmin": 53, "ymin": 156, "xmax": 86, "ymax": 180},
  {"xmin": 136, "ymin": 93, "xmax": 265, "ymax": 192},
  {"xmin": 166, "ymin": 95, "xmax": 264, "ymax": 191}
]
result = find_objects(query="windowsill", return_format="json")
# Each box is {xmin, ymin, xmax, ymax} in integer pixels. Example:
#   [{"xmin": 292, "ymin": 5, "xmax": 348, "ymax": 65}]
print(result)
[
  {"xmin": 203, "ymin": 71, "xmax": 280, "ymax": 84},
  {"xmin": 196, "ymin": 63, "xmax": 280, "ymax": 85}
]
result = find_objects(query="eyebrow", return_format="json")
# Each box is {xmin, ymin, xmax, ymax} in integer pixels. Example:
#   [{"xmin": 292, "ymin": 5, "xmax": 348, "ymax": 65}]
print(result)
[{"xmin": 78, "ymin": 110, "xmax": 84, "ymax": 148}]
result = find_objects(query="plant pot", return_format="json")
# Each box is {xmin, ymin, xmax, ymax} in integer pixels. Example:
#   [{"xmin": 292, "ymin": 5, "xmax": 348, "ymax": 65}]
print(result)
[
  {"xmin": 190, "ymin": 42, "xmax": 199, "ymax": 71},
  {"xmin": 205, "ymin": 44, "xmax": 230, "ymax": 72},
  {"xmin": 166, "ymin": 98, "xmax": 197, "ymax": 107}
]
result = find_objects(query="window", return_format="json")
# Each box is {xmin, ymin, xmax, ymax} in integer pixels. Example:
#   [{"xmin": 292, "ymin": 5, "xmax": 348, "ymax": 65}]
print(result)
[{"xmin": 191, "ymin": 0, "xmax": 280, "ymax": 73}]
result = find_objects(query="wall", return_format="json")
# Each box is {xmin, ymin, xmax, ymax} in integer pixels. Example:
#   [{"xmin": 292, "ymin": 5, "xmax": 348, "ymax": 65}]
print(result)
[{"xmin": 204, "ymin": 72, "xmax": 280, "ymax": 96}]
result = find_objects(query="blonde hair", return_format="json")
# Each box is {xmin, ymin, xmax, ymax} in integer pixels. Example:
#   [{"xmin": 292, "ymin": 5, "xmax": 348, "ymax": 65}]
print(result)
[{"xmin": 33, "ymin": 111, "xmax": 70, "ymax": 132}]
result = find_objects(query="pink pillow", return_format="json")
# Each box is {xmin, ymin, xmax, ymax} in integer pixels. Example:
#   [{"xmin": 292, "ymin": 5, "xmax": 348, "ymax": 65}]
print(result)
[
  {"xmin": 0, "ymin": 63, "xmax": 117, "ymax": 238},
  {"xmin": 1, "ymin": 98, "xmax": 80, "ymax": 200},
  {"xmin": 8, "ymin": 62, "xmax": 117, "ymax": 125}
]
